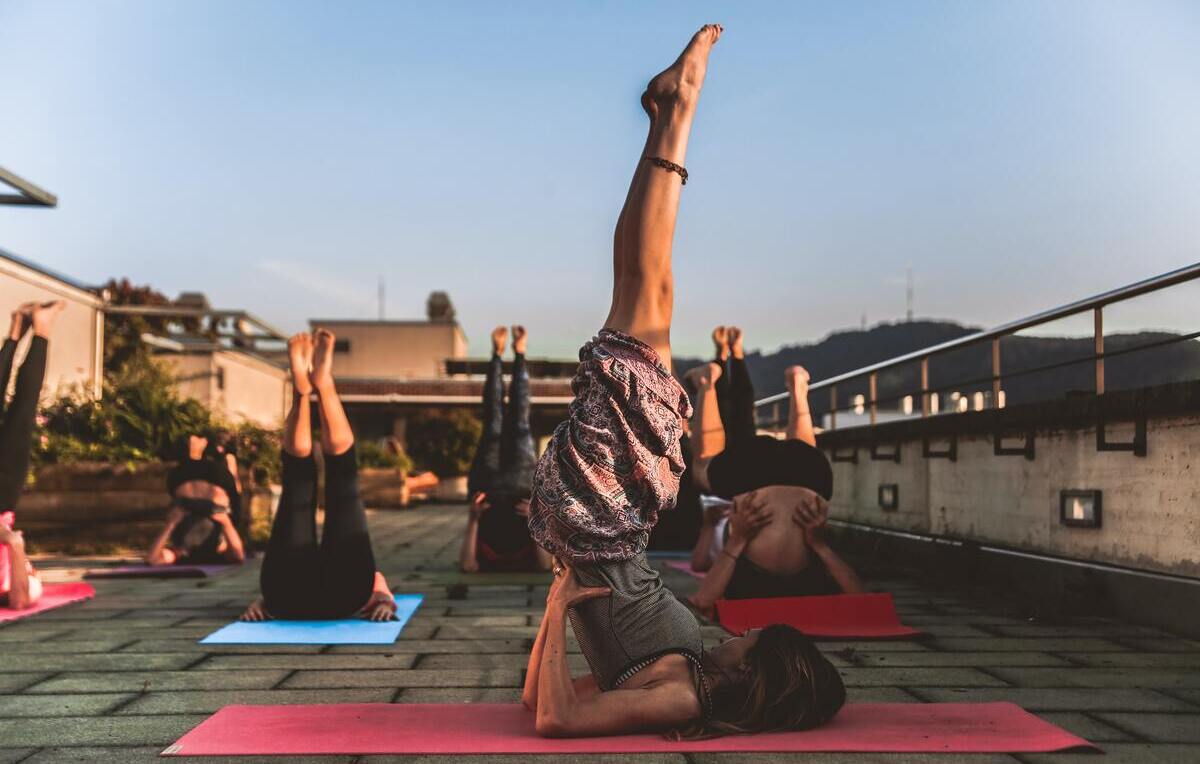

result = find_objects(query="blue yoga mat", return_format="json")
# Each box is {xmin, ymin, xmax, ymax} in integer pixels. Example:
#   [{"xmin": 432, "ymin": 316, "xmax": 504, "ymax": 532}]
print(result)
[{"xmin": 200, "ymin": 594, "xmax": 423, "ymax": 645}]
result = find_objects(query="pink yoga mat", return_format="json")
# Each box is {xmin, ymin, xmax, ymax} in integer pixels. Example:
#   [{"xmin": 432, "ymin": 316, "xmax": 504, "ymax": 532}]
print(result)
[
  {"xmin": 163, "ymin": 702, "xmax": 1095, "ymax": 756},
  {"xmin": 664, "ymin": 559, "xmax": 705, "ymax": 579},
  {"xmin": 0, "ymin": 582, "xmax": 94, "ymax": 623},
  {"xmin": 717, "ymin": 593, "xmax": 922, "ymax": 639}
]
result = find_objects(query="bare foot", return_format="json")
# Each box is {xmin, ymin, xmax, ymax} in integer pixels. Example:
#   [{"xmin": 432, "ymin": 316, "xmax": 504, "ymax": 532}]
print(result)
[
  {"xmin": 512, "ymin": 325, "xmax": 527, "ymax": 356},
  {"xmin": 786, "ymin": 365, "xmax": 810, "ymax": 394},
  {"xmin": 31, "ymin": 301, "xmax": 64, "ymax": 338},
  {"xmin": 491, "ymin": 326, "xmax": 507, "ymax": 357},
  {"xmin": 684, "ymin": 361, "xmax": 723, "ymax": 390},
  {"xmin": 8, "ymin": 305, "xmax": 30, "ymax": 341},
  {"xmin": 712, "ymin": 326, "xmax": 728, "ymax": 361},
  {"xmin": 288, "ymin": 333, "xmax": 314, "ymax": 395},
  {"xmin": 728, "ymin": 326, "xmax": 744, "ymax": 359},
  {"xmin": 310, "ymin": 329, "xmax": 336, "ymax": 393},
  {"xmin": 641, "ymin": 23, "xmax": 723, "ymax": 121}
]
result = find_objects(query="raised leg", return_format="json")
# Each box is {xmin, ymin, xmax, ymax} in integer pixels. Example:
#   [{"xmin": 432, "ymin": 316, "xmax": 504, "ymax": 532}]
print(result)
[
  {"xmin": 0, "ymin": 302, "xmax": 59, "ymax": 510},
  {"xmin": 722, "ymin": 327, "xmax": 757, "ymax": 446},
  {"xmin": 284, "ymin": 333, "xmax": 314, "ymax": 458},
  {"xmin": 786, "ymin": 366, "xmax": 816, "ymax": 446},
  {"xmin": 468, "ymin": 327, "xmax": 507, "ymax": 497},
  {"xmin": 500, "ymin": 325, "xmax": 536, "ymax": 486},
  {"xmin": 320, "ymin": 444, "xmax": 377, "ymax": 616},
  {"xmin": 310, "ymin": 328, "xmax": 354, "ymax": 457},
  {"xmin": 604, "ymin": 24, "xmax": 723, "ymax": 368}
]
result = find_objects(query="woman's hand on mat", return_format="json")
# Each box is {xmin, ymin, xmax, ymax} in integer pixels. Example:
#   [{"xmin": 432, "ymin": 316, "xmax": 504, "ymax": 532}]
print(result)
[
  {"xmin": 241, "ymin": 598, "xmax": 271, "ymax": 622},
  {"xmin": 469, "ymin": 492, "xmax": 491, "ymax": 519},
  {"xmin": 363, "ymin": 591, "xmax": 398, "ymax": 622},
  {"xmin": 728, "ymin": 492, "xmax": 771, "ymax": 544},
  {"xmin": 547, "ymin": 561, "xmax": 611, "ymax": 610}
]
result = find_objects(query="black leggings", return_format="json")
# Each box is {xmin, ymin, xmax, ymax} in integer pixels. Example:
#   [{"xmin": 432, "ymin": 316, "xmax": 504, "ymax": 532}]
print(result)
[
  {"xmin": 260, "ymin": 447, "xmax": 377, "ymax": 619},
  {"xmin": 715, "ymin": 354, "xmax": 756, "ymax": 447},
  {"xmin": 468, "ymin": 352, "xmax": 536, "ymax": 499},
  {"xmin": 0, "ymin": 337, "xmax": 47, "ymax": 510}
]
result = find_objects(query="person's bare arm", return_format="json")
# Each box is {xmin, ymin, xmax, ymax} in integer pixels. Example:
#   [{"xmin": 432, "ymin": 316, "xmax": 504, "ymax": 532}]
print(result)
[
  {"xmin": 361, "ymin": 571, "xmax": 398, "ymax": 622},
  {"xmin": 796, "ymin": 498, "xmax": 865, "ymax": 594},
  {"xmin": 459, "ymin": 493, "xmax": 487, "ymax": 573},
  {"xmin": 0, "ymin": 527, "xmax": 39, "ymax": 609},
  {"xmin": 534, "ymin": 564, "xmax": 697, "ymax": 737},
  {"xmin": 213, "ymin": 512, "xmax": 245, "ymax": 563},
  {"xmin": 225, "ymin": 453, "xmax": 243, "ymax": 494},
  {"xmin": 685, "ymin": 362, "xmax": 725, "ymax": 492},
  {"xmin": 689, "ymin": 501, "xmax": 729, "ymax": 572},
  {"xmin": 688, "ymin": 492, "xmax": 770, "ymax": 618},
  {"xmin": 145, "ymin": 506, "xmax": 185, "ymax": 565}
]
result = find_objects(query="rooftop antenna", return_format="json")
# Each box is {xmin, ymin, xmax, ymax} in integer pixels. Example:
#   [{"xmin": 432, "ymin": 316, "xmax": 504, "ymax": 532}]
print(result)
[
  {"xmin": 905, "ymin": 264, "xmax": 914, "ymax": 322},
  {"xmin": 377, "ymin": 275, "xmax": 385, "ymax": 320}
]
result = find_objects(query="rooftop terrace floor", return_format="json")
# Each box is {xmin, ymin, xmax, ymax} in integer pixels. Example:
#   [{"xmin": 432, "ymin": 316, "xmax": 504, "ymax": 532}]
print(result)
[{"xmin": 3, "ymin": 505, "xmax": 1199, "ymax": 763}]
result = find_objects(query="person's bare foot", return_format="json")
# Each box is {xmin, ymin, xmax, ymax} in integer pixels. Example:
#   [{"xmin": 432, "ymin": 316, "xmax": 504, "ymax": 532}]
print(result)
[
  {"xmin": 8, "ymin": 303, "xmax": 34, "ymax": 341},
  {"xmin": 641, "ymin": 23, "xmax": 723, "ymax": 121},
  {"xmin": 786, "ymin": 365, "xmax": 811, "ymax": 394},
  {"xmin": 31, "ymin": 301, "xmax": 64, "ymax": 338},
  {"xmin": 512, "ymin": 325, "xmax": 527, "ymax": 356},
  {"xmin": 712, "ymin": 326, "xmax": 728, "ymax": 361},
  {"xmin": 310, "ymin": 329, "xmax": 336, "ymax": 393},
  {"xmin": 491, "ymin": 326, "xmax": 507, "ymax": 357},
  {"xmin": 684, "ymin": 360, "xmax": 723, "ymax": 390},
  {"xmin": 728, "ymin": 326, "xmax": 744, "ymax": 359},
  {"xmin": 288, "ymin": 333, "xmax": 314, "ymax": 396}
]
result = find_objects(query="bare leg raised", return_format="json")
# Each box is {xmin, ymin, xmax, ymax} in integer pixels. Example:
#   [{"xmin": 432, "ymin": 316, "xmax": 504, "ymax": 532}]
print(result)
[
  {"xmin": 284, "ymin": 334, "xmax": 314, "ymax": 457},
  {"xmin": 311, "ymin": 329, "xmax": 355, "ymax": 456},
  {"xmin": 604, "ymin": 24, "xmax": 723, "ymax": 368}
]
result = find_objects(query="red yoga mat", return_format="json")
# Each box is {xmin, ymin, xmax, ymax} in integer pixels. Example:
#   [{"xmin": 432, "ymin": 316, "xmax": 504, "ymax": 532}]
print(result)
[
  {"xmin": 717, "ymin": 593, "xmax": 922, "ymax": 639},
  {"xmin": 0, "ymin": 582, "xmax": 95, "ymax": 623},
  {"xmin": 163, "ymin": 702, "xmax": 1095, "ymax": 756}
]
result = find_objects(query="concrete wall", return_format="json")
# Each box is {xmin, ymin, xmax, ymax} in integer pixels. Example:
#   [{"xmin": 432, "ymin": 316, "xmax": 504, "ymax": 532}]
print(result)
[
  {"xmin": 827, "ymin": 413, "xmax": 1200, "ymax": 578},
  {"xmin": 309, "ymin": 320, "xmax": 466, "ymax": 379},
  {"xmin": 0, "ymin": 255, "xmax": 102, "ymax": 400},
  {"xmin": 164, "ymin": 349, "xmax": 289, "ymax": 428}
]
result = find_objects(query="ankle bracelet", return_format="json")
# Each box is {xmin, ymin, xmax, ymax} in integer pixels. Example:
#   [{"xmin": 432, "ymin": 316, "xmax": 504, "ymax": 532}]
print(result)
[{"xmin": 644, "ymin": 156, "xmax": 688, "ymax": 185}]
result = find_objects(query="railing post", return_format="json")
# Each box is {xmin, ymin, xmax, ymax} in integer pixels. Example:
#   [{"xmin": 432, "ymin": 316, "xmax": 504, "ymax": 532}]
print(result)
[
  {"xmin": 992, "ymin": 338, "xmax": 1002, "ymax": 408},
  {"xmin": 920, "ymin": 357, "xmax": 930, "ymax": 417},
  {"xmin": 773, "ymin": 402, "xmax": 781, "ymax": 431},
  {"xmin": 869, "ymin": 372, "xmax": 878, "ymax": 426},
  {"xmin": 830, "ymin": 384, "xmax": 838, "ymax": 431},
  {"xmin": 1094, "ymin": 307, "xmax": 1105, "ymax": 396}
]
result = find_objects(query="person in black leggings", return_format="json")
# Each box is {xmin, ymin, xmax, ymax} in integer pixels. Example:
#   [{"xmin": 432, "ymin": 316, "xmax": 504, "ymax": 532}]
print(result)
[
  {"xmin": 459, "ymin": 325, "xmax": 552, "ymax": 572},
  {"xmin": 145, "ymin": 434, "xmax": 245, "ymax": 566},
  {"xmin": 241, "ymin": 330, "xmax": 396, "ymax": 622},
  {"xmin": 0, "ymin": 301, "xmax": 64, "ymax": 610},
  {"xmin": 686, "ymin": 327, "xmax": 864, "ymax": 613}
]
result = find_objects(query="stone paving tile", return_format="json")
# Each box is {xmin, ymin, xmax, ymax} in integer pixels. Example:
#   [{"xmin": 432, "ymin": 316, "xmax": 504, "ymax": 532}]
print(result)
[
  {"xmin": 0, "ymin": 673, "xmax": 48, "ymax": 692},
  {"xmin": 0, "ymin": 693, "xmax": 136, "ymax": 717},
  {"xmin": 119, "ymin": 638, "xmax": 323, "ymax": 654},
  {"xmin": 396, "ymin": 687, "xmax": 524, "ymax": 703},
  {"xmin": 1034, "ymin": 712, "xmax": 1137, "ymax": 742},
  {"xmin": 931, "ymin": 637, "xmax": 1129, "ymax": 652},
  {"xmin": 1093, "ymin": 713, "xmax": 1200, "ymax": 742},
  {"xmin": 1160, "ymin": 689, "xmax": 1200, "ymax": 707},
  {"xmin": 1060, "ymin": 652, "xmax": 1200, "ymax": 668},
  {"xmin": 1113, "ymin": 638, "xmax": 1200, "ymax": 652},
  {"xmin": 848, "ymin": 651, "xmax": 1071, "ymax": 667},
  {"xmin": 0, "ymin": 626, "xmax": 70, "ymax": 641},
  {"xmin": 2, "ymin": 652, "xmax": 202, "ymax": 672},
  {"xmin": 327, "ymin": 639, "xmax": 530, "ymax": 655},
  {"xmin": 433, "ymin": 625, "xmax": 540, "ymax": 639},
  {"xmin": 419, "ymin": 654, "xmax": 590, "ymax": 672},
  {"xmin": 196, "ymin": 654, "xmax": 420, "ymax": 670},
  {"xmin": 283, "ymin": 668, "xmax": 521, "ymax": 689},
  {"xmin": 838, "ymin": 667, "xmax": 1006, "ymax": 686},
  {"xmin": 907, "ymin": 687, "xmax": 1194, "ymax": 711},
  {"xmin": 844, "ymin": 686, "xmax": 920, "ymax": 703},
  {"xmin": 0, "ymin": 637, "xmax": 133, "ymax": 654},
  {"xmin": 990, "ymin": 667, "xmax": 1200, "ymax": 689},
  {"xmin": 118, "ymin": 688, "xmax": 394, "ymax": 714},
  {"xmin": 0, "ymin": 713, "xmax": 208, "ymax": 747},
  {"xmin": 26, "ymin": 669, "xmax": 289, "ymax": 693},
  {"xmin": 1019, "ymin": 743, "xmax": 1200, "ymax": 763}
]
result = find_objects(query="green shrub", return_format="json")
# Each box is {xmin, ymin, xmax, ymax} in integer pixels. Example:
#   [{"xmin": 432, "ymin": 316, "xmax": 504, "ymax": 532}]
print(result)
[
  {"xmin": 405, "ymin": 410, "xmax": 481, "ymax": 477},
  {"xmin": 357, "ymin": 439, "xmax": 414, "ymax": 472}
]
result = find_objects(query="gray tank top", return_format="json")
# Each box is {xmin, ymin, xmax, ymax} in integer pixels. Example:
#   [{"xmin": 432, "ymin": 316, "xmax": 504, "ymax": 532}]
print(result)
[{"xmin": 567, "ymin": 553, "xmax": 704, "ymax": 691}]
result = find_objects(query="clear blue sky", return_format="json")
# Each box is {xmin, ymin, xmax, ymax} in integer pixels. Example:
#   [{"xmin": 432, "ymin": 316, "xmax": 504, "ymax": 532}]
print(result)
[{"xmin": 2, "ymin": 1, "xmax": 1198, "ymax": 358}]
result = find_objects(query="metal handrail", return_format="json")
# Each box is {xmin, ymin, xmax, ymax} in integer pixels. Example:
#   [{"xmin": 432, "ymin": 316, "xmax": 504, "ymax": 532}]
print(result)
[{"xmin": 754, "ymin": 261, "xmax": 1200, "ymax": 428}]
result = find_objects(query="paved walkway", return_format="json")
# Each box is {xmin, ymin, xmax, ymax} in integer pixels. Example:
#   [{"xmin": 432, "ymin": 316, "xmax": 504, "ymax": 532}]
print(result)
[{"xmin": 2, "ymin": 505, "xmax": 1198, "ymax": 763}]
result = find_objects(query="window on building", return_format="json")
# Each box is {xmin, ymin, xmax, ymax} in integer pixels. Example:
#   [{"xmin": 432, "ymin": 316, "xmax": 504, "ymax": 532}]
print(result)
[{"xmin": 334, "ymin": 339, "xmax": 351, "ymax": 353}]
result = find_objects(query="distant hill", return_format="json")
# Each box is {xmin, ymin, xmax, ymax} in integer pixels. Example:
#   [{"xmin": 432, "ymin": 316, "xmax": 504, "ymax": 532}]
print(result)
[{"xmin": 674, "ymin": 320, "xmax": 1200, "ymax": 415}]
